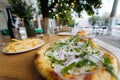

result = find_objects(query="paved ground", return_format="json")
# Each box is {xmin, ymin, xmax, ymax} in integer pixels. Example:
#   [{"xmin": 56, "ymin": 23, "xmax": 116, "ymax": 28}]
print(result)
[{"xmin": 95, "ymin": 35, "xmax": 120, "ymax": 49}]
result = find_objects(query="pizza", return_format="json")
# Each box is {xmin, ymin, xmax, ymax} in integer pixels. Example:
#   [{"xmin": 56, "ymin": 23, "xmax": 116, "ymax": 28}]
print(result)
[
  {"xmin": 77, "ymin": 30, "xmax": 88, "ymax": 36},
  {"xmin": 34, "ymin": 36, "xmax": 119, "ymax": 80}
]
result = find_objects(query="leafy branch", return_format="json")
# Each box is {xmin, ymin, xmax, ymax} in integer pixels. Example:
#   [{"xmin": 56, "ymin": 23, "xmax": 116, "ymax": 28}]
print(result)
[{"xmin": 8, "ymin": 0, "xmax": 33, "ymax": 21}]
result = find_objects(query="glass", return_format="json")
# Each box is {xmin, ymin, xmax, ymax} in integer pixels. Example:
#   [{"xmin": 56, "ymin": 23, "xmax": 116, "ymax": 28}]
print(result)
[
  {"xmin": 19, "ymin": 27, "xmax": 28, "ymax": 40},
  {"xmin": 71, "ymin": 28, "xmax": 78, "ymax": 36},
  {"xmin": 48, "ymin": 26, "xmax": 54, "ymax": 36},
  {"xmin": 48, "ymin": 19, "xmax": 56, "ymax": 36}
]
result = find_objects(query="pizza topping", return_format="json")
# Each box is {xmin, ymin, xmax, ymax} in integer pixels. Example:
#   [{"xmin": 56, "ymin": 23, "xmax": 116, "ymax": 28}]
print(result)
[
  {"xmin": 104, "ymin": 57, "xmax": 118, "ymax": 80},
  {"xmin": 45, "ymin": 36, "xmax": 117, "ymax": 79}
]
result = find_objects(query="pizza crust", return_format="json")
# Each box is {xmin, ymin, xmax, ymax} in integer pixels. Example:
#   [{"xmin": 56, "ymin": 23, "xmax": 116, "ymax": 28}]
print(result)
[
  {"xmin": 35, "ymin": 44, "xmax": 62, "ymax": 80},
  {"xmin": 34, "ymin": 39, "xmax": 118, "ymax": 80}
]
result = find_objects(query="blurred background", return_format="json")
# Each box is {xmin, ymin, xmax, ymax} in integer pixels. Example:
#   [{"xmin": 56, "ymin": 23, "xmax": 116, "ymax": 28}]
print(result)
[{"xmin": 0, "ymin": 0, "xmax": 120, "ymax": 48}]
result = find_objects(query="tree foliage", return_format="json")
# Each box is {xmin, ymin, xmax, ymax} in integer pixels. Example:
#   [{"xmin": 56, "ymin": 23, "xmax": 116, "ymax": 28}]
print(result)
[
  {"xmin": 88, "ymin": 16, "xmax": 100, "ymax": 26},
  {"xmin": 37, "ymin": 0, "xmax": 102, "ymax": 26},
  {"xmin": 37, "ymin": 0, "xmax": 102, "ymax": 17},
  {"xmin": 8, "ymin": 0, "xmax": 33, "ymax": 21},
  {"xmin": 88, "ymin": 14, "xmax": 110, "ymax": 26}
]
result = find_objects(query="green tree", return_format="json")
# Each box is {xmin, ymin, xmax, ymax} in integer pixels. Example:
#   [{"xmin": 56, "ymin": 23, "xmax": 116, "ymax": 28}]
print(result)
[
  {"xmin": 101, "ymin": 15, "xmax": 110, "ymax": 26},
  {"xmin": 53, "ymin": 4, "xmax": 74, "ymax": 26},
  {"xmin": 38, "ymin": 0, "xmax": 102, "ymax": 17},
  {"xmin": 88, "ymin": 16, "xmax": 100, "ymax": 26},
  {"xmin": 8, "ymin": 0, "xmax": 33, "ymax": 21},
  {"xmin": 37, "ymin": 0, "xmax": 102, "ymax": 33},
  {"xmin": 89, "ymin": 14, "xmax": 110, "ymax": 26}
]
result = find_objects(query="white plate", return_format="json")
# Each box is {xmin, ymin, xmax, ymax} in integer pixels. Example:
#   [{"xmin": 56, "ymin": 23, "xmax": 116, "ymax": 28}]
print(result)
[
  {"xmin": 2, "ymin": 40, "xmax": 45, "ymax": 54},
  {"xmin": 58, "ymin": 32, "xmax": 71, "ymax": 36}
]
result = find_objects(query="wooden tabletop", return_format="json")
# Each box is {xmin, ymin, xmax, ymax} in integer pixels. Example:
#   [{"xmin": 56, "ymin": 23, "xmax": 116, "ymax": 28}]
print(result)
[
  {"xmin": 0, "ymin": 34, "xmax": 120, "ymax": 80},
  {"xmin": 0, "ymin": 34, "xmax": 71, "ymax": 80}
]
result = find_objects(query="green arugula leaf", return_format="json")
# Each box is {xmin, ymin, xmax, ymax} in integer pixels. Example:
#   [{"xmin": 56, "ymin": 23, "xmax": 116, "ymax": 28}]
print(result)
[
  {"xmin": 104, "ymin": 57, "xmax": 118, "ymax": 80},
  {"xmin": 54, "ymin": 42, "xmax": 67, "ymax": 50},
  {"xmin": 76, "ymin": 59, "xmax": 97, "ymax": 67},
  {"xmin": 49, "ymin": 56, "xmax": 66, "ymax": 65},
  {"xmin": 61, "ymin": 62, "xmax": 76, "ymax": 74}
]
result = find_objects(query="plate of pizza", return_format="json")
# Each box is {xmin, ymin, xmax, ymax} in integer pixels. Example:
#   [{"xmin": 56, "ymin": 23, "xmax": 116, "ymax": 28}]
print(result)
[
  {"xmin": 3, "ymin": 38, "xmax": 45, "ymax": 54},
  {"xmin": 34, "ymin": 36, "xmax": 119, "ymax": 80}
]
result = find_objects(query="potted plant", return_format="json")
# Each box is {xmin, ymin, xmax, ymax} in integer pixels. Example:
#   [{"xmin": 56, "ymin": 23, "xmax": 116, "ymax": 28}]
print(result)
[{"xmin": 8, "ymin": 0, "xmax": 36, "ymax": 37}]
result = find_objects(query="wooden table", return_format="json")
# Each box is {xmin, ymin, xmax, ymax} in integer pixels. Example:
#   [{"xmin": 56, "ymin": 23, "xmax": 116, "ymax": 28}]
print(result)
[
  {"xmin": 0, "ymin": 34, "xmax": 120, "ymax": 80},
  {"xmin": 0, "ymin": 34, "xmax": 71, "ymax": 80}
]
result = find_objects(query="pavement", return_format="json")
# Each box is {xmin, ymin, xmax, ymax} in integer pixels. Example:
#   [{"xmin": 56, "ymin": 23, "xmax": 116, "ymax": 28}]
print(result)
[
  {"xmin": 95, "ymin": 35, "xmax": 120, "ymax": 49},
  {"xmin": 83, "ymin": 27, "xmax": 120, "ymax": 49}
]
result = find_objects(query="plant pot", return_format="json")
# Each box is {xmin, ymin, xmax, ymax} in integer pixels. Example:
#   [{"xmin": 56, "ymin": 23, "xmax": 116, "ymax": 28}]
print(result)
[{"xmin": 24, "ymin": 20, "xmax": 36, "ymax": 37}]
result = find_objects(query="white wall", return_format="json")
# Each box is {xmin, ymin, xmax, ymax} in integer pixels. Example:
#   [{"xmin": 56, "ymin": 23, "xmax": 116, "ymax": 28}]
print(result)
[{"xmin": 0, "ymin": 6, "xmax": 8, "ymax": 30}]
